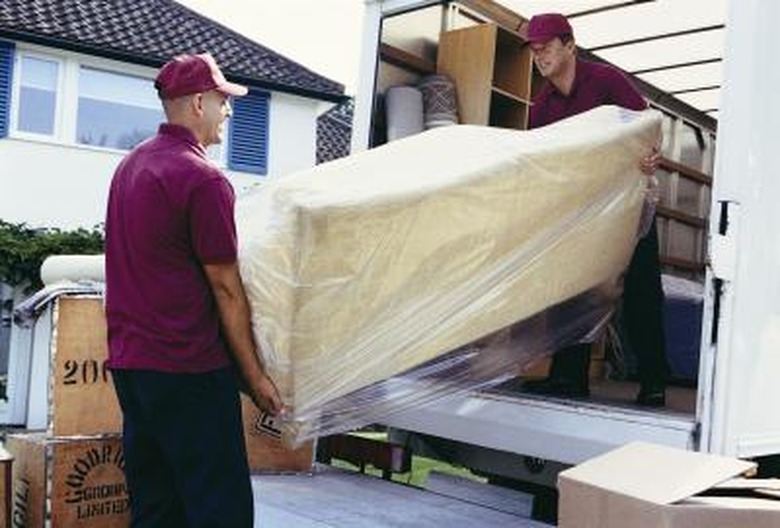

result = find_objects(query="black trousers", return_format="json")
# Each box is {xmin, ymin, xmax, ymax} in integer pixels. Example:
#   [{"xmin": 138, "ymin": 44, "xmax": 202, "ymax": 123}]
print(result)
[
  {"xmin": 111, "ymin": 367, "xmax": 253, "ymax": 528},
  {"xmin": 550, "ymin": 217, "xmax": 670, "ymax": 389}
]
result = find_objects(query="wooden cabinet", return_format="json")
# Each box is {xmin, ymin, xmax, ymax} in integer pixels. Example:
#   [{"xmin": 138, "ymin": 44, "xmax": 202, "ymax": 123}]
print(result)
[{"xmin": 437, "ymin": 23, "xmax": 533, "ymax": 129}]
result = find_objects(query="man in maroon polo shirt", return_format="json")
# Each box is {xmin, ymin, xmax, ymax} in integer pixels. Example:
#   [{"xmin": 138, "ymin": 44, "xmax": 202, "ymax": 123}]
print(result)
[
  {"xmin": 522, "ymin": 13, "xmax": 670, "ymax": 407},
  {"xmin": 105, "ymin": 53, "xmax": 282, "ymax": 527}
]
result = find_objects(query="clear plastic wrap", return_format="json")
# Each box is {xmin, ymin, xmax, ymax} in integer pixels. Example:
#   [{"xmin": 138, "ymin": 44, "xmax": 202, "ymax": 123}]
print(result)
[{"xmin": 236, "ymin": 106, "xmax": 662, "ymax": 446}]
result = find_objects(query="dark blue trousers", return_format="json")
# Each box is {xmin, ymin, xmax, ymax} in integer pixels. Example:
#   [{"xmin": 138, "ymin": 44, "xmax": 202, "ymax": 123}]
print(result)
[
  {"xmin": 550, "ymin": 217, "xmax": 670, "ymax": 389},
  {"xmin": 622, "ymin": 216, "xmax": 670, "ymax": 388},
  {"xmin": 111, "ymin": 367, "xmax": 253, "ymax": 528}
]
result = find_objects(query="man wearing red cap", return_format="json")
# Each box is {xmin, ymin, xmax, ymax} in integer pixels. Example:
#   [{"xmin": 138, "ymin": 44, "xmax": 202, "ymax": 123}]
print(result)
[
  {"xmin": 105, "ymin": 52, "xmax": 282, "ymax": 527},
  {"xmin": 522, "ymin": 14, "xmax": 669, "ymax": 407}
]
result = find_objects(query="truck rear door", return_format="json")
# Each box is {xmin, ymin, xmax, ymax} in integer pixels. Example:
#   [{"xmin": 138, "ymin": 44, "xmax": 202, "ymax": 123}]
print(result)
[{"xmin": 699, "ymin": 0, "xmax": 780, "ymax": 459}]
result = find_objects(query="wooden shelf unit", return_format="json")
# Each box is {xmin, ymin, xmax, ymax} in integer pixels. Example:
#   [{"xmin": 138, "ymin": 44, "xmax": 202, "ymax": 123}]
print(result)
[
  {"xmin": 489, "ymin": 89, "xmax": 528, "ymax": 128},
  {"xmin": 437, "ymin": 23, "xmax": 532, "ymax": 129}
]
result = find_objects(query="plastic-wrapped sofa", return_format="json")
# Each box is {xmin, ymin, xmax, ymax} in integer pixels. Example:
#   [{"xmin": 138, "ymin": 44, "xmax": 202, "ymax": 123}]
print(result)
[{"xmin": 237, "ymin": 106, "xmax": 662, "ymax": 444}]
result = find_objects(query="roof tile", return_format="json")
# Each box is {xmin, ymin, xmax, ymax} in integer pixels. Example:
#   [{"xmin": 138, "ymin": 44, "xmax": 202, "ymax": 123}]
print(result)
[{"xmin": 317, "ymin": 99, "xmax": 353, "ymax": 164}]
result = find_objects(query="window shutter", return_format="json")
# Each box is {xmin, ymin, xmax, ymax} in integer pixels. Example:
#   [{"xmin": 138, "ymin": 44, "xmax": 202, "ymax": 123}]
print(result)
[
  {"xmin": 0, "ymin": 40, "xmax": 14, "ymax": 138},
  {"xmin": 228, "ymin": 90, "xmax": 269, "ymax": 175}
]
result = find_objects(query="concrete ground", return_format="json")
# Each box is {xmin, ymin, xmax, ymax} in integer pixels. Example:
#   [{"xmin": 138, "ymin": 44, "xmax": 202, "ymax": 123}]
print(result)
[{"xmin": 251, "ymin": 464, "xmax": 553, "ymax": 527}]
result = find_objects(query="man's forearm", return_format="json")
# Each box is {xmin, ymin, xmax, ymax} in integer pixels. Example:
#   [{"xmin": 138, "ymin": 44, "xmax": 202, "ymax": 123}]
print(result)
[
  {"xmin": 213, "ymin": 279, "xmax": 266, "ymax": 379},
  {"xmin": 203, "ymin": 262, "xmax": 282, "ymax": 414}
]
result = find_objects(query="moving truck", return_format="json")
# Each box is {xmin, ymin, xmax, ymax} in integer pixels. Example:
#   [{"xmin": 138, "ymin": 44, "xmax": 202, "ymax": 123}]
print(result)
[{"xmin": 350, "ymin": 0, "xmax": 780, "ymax": 484}]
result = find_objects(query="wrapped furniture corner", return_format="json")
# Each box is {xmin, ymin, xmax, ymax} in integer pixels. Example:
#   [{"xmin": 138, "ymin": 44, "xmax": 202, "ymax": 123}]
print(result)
[{"xmin": 237, "ymin": 106, "xmax": 662, "ymax": 445}]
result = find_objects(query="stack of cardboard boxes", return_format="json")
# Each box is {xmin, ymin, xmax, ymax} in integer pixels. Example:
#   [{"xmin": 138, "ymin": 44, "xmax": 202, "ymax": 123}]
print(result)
[
  {"xmin": 5, "ymin": 296, "xmax": 128, "ymax": 527},
  {"xmin": 5, "ymin": 294, "xmax": 315, "ymax": 527}
]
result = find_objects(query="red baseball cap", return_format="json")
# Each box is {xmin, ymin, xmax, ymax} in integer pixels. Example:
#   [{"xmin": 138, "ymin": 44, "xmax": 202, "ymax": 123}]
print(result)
[
  {"xmin": 527, "ymin": 13, "xmax": 573, "ymax": 44},
  {"xmin": 154, "ymin": 53, "xmax": 248, "ymax": 99}
]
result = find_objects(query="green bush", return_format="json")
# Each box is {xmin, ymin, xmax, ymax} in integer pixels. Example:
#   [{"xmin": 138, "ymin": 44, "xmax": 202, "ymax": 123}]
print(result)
[{"xmin": 0, "ymin": 220, "xmax": 104, "ymax": 292}]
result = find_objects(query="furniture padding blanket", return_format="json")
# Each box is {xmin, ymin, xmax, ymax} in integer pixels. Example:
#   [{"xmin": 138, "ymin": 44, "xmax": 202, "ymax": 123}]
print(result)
[{"xmin": 237, "ymin": 106, "xmax": 662, "ymax": 441}]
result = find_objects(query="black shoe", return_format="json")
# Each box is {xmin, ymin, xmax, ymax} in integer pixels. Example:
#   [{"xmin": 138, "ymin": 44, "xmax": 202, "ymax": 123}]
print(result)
[
  {"xmin": 522, "ymin": 377, "xmax": 590, "ymax": 398},
  {"xmin": 636, "ymin": 386, "xmax": 666, "ymax": 407}
]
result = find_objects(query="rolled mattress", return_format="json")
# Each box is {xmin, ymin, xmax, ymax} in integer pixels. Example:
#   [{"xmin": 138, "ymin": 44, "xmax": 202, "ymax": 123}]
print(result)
[
  {"xmin": 237, "ymin": 105, "xmax": 662, "ymax": 432},
  {"xmin": 40, "ymin": 254, "xmax": 105, "ymax": 285}
]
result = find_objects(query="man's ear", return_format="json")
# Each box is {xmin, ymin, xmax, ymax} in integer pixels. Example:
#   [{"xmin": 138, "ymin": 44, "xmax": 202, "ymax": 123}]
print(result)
[{"xmin": 191, "ymin": 93, "xmax": 205, "ymax": 117}]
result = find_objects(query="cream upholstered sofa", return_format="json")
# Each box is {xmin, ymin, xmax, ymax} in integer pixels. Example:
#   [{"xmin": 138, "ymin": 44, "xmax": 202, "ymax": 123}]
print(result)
[{"xmin": 237, "ymin": 106, "xmax": 662, "ymax": 443}]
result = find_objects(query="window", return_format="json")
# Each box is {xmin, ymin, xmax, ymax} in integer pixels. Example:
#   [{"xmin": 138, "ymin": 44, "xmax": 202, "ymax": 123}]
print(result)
[
  {"xmin": 77, "ymin": 67, "xmax": 162, "ymax": 150},
  {"xmin": 17, "ymin": 55, "xmax": 59, "ymax": 135},
  {"xmin": 7, "ymin": 46, "xmax": 267, "ymax": 173}
]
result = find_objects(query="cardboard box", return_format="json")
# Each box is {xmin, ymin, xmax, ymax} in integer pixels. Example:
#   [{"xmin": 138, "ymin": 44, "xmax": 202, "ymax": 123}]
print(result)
[
  {"xmin": 5, "ymin": 433, "xmax": 129, "ymax": 528},
  {"xmin": 241, "ymin": 395, "xmax": 315, "ymax": 473},
  {"xmin": 558, "ymin": 441, "xmax": 780, "ymax": 528},
  {"xmin": 0, "ymin": 444, "xmax": 12, "ymax": 528},
  {"xmin": 52, "ymin": 297, "xmax": 122, "ymax": 436}
]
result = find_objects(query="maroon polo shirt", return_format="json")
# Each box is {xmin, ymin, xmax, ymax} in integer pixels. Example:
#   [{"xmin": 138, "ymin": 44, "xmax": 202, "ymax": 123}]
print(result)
[
  {"xmin": 529, "ymin": 59, "xmax": 646, "ymax": 129},
  {"xmin": 105, "ymin": 124, "xmax": 236, "ymax": 373}
]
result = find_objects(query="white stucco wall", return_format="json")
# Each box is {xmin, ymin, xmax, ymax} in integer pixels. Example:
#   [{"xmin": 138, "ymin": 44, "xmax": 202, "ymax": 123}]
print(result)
[
  {"xmin": 0, "ymin": 138, "xmax": 119, "ymax": 229},
  {"xmin": 0, "ymin": 93, "xmax": 327, "ymax": 229},
  {"xmin": 267, "ymin": 93, "xmax": 322, "ymax": 179}
]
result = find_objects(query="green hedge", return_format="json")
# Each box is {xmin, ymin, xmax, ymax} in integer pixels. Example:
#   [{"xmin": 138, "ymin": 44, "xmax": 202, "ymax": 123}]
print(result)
[{"xmin": 0, "ymin": 220, "xmax": 104, "ymax": 291}]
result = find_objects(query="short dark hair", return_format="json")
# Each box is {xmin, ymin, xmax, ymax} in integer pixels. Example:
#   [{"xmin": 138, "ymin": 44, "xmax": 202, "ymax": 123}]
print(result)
[{"xmin": 559, "ymin": 33, "xmax": 574, "ymax": 45}]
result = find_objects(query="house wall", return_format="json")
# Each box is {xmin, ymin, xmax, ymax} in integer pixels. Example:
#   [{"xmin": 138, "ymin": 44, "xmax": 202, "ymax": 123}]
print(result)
[
  {"xmin": 267, "ymin": 93, "xmax": 323, "ymax": 180},
  {"xmin": 0, "ymin": 94, "xmax": 324, "ymax": 230}
]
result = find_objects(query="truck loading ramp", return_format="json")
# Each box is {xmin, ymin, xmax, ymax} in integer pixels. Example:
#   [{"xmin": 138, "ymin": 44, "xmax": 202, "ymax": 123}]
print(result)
[{"xmin": 251, "ymin": 464, "xmax": 552, "ymax": 527}]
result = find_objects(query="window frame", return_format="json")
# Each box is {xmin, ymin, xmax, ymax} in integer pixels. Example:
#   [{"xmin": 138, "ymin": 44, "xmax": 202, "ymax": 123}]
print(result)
[{"xmin": 10, "ymin": 48, "xmax": 66, "ymax": 141}]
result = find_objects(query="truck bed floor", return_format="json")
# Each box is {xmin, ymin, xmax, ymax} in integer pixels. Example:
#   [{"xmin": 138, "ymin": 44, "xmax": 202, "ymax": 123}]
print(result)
[{"xmin": 251, "ymin": 464, "xmax": 553, "ymax": 527}]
